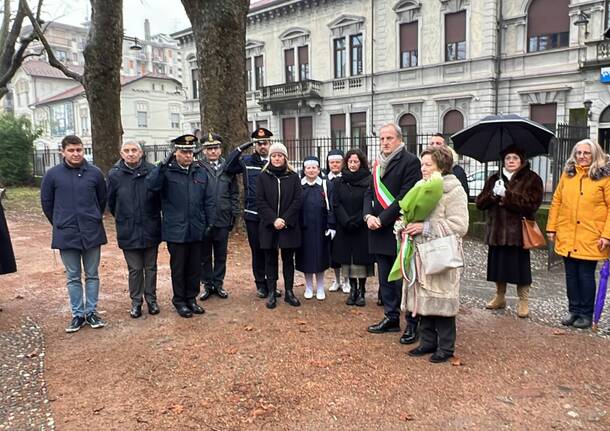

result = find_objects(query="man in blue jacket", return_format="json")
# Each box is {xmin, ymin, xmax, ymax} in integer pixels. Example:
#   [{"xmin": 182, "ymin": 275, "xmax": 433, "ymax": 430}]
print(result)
[
  {"xmin": 224, "ymin": 127, "xmax": 280, "ymax": 299},
  {"xmin": 198, "ymin": 132, "xmax": 240, "ymax": 301},
  {"xmin": 41, "ymin": 135, "xmax": 108, "ymax": 333},
  {"xmin": 147, "ymin": 134, "xmax": 213, "ymax": 318},
  {"xmin": 107, "ymin": 140, "xmax": 162, "ymax": 318}
]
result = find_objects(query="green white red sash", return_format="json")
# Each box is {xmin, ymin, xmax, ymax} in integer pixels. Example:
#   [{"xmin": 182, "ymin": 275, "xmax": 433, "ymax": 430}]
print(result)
[{"xmin": 373, "ymin": 161, "xmax": 395, "ymax": 209}]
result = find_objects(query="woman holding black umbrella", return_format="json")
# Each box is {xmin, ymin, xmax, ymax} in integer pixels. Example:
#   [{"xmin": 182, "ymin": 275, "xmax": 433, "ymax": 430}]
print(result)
[
  {"xmin": 475, "ymin": 145, "xmax": 544, "ymax": 318},
  {"xmin": 547, "ymin": 139, "xmax": 610, "ymax": 329}
]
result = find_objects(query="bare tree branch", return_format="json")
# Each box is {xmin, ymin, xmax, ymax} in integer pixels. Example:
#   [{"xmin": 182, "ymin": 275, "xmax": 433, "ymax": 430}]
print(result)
[
  {"xmin": 22, "ymin": 48, "xmax": 45, "ymax": 60},
  {"xmin": 22, "ymin": 0, "xmax": 83, "ymax": 83}
]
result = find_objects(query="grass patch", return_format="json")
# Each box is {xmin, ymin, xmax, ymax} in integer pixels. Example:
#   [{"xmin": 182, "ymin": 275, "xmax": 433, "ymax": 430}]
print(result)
[{"xmin": 2, "ymin": 186, "xmax": 41, "ymax": 215}]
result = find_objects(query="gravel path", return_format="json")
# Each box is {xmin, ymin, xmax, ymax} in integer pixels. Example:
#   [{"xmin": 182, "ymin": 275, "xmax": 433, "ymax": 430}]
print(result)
[{"xmin": 0, "ymin": 318, "xmax": 54, "ymax": 430}]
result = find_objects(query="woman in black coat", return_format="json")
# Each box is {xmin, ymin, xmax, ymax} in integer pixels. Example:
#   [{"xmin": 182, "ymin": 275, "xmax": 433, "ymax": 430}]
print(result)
[
  {"xmin": 0, "ymin": 189, "xmax": 17, "ymax": 275},
  {"xmin": 332, "ymin": 149, "xmax": 374, "ymax": 306},
  {"xmin": 256, "ymin": 143, "xmax": 303, "ymax": 309}
]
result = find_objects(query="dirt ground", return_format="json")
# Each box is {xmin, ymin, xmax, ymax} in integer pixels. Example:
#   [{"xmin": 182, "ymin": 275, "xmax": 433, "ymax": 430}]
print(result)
[{"xmin": 1, "ymin": 203, "xmax": 610, "ymax": 430}]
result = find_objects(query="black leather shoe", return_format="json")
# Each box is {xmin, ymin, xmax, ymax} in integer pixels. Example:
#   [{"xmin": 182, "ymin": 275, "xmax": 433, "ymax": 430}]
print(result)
[
  {"xmin": 266, "ymin": 292, "xmax": 277, "ymax": 309},
  {"xmin": 256, "ymin": 286, "xmax": 268, "ymax": 298},
  {"xmin": 408, "ymin": 345, "xmax": 437, "ymax": 357},
  {"xmin": 572, "ymin": 316, "xmax": 592, "ymax": 329},
  {"xmin": 216, "ymin": 285, "xmax": 229, "ymax": 299},
  {"xmin": 430, "ymin": 351, "xmax": 453, "ymax": 363},
  {"xmin": 284, "ymin": 290, "xmax": 301, "ymax": 307},
  {"xmin": 367, "ymin": 317, "xmax": 400, "ymax": 333},
  {"xmin": 561, "ymin": 313, "xmax": 578, "ymax": 326},
  {"xmin": 187, "ymin": 301, "xmax": 205, "ymax": 314},
  {"xmin": 147, "ymin": 301, "xmax": 160, "ymax": 315},
  {"xmin": 176, "ymin": 305, "xmax": 193, "ymax": 318},
  {"xmin": 199, "ymin": 285, "xmax": 213, "ymax": 301},
  {"xmin": 399, "ymin": 325, "xmax": 418, "ymax": 345},
  {"xmin": 130, "ymin": 304, "xmax": 142, "ymax": 318}
]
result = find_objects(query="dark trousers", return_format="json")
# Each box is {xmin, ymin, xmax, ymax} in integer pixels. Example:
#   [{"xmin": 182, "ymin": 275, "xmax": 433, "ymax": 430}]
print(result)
[
  {"xmin": 563, "ymin": 256, "xmax": 597, "ymax": 317},
  {"xmin": 123, "ymin": 246, "xmax": 158, "ymax": 306},
  {"xmin": 167, "ymin": 242, "xmax": 202, "ymax": 308},
  {"xmin": 264, "ymin": 248, "xmax": 295, "ymax": 290},
  {"xmin": 246, "ymin": 219, "xmax": 267, "ymax": 291},
  {"xmin": 376, "ymin": 254, "xmax": 403, "ymax": 321},
  {"xmin": 201, "ymin": 227, "xmax": 229, "ymax": 288},
  {"xmin": 419, "ymin": 315, "xmax": 456, "ymax": 355}
]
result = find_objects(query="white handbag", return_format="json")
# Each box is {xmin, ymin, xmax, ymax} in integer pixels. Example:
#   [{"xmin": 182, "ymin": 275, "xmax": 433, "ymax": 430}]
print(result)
[{"xmin": 416, "ymin": 225, "xmax": 464, "ymax": 276}]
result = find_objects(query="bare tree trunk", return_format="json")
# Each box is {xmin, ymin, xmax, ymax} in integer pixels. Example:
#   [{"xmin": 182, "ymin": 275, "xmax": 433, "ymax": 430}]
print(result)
[
  {"xmin": 181, "ymin": 0, "xmax": 249, "ymax": 152},
  {"xmin": 83, "ymin": 0, "xmax": 123, "ymax": 173}
]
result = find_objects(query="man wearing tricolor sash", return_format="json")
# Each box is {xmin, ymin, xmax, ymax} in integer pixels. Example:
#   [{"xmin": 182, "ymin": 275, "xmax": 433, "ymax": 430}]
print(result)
[{"xmin": 364, "ymin": 124, "xmax": 421, "ymax": 341}]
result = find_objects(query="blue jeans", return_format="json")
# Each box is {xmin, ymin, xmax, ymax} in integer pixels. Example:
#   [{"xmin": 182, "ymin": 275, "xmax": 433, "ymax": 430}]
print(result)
[
  {"xmin": 563, "ymin": 256, "xmax": 597, "ymax": 318},
  {"xmin": 60, "ymin": 247, "xmax": 101, "ymax": 317}
]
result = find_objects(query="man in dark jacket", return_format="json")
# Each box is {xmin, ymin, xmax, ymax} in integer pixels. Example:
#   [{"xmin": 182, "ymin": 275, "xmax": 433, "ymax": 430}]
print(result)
[
  {"xmin": 147, "ymin": 134, "xmax": 213, "ymax": 318},
  {"xmin": 107, "ymin": 140, "xmax": 162, "ymax": 318},
  {"xmin": 364, "ymin": 124, "xmax": 421, "ymax": 339},
  {"xmin": 428, "ymin": 133, "xmax": 469, "ymax": 197},
  {"xmin": 41, "ymin": 135, "xmax": 107, "ymax": 333},
  {"xmin": 224, "ymin": 127, "xmax": 279, "ymax": 299},
  {"xmin": 198, "ymin": 132, "xmax": 240, "ymax": 300}
]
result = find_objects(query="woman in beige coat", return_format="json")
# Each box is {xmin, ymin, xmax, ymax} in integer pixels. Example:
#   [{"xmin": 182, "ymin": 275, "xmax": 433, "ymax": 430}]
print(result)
[{"xmin": 402, "ymin": 146, "xmax": 469, "ymax": 363}]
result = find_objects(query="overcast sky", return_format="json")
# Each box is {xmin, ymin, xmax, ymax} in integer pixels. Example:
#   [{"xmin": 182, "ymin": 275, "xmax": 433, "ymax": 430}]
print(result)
[{"xmin": 40, "ymin": 0, "xmax": 191, "ymax": 38}]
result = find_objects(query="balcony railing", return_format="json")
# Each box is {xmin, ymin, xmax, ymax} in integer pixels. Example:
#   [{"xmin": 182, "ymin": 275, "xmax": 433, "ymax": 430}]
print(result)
[
  {"xmin": 597, "ymin": 40, "xmax": 610, "ymax": 60},
  {"xmin": 259, "ymin": 80, "xmax": 322, "ymax": 101}
]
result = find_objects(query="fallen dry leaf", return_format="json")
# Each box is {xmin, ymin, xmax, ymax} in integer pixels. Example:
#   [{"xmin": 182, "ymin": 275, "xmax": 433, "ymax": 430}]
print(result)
[
  {"xmin": 226, "ymin": 347, "xmax": 238, "ymax": 355},
  {"xmin": 451, "ymin": 358, "xmax": 464, "ymax": 366},
  {"xmin": 296, "ymin": 320, "xmax": 307, "ymax": 326},
  {"xmin": 169, "ymin": 404, "xmax": 184, "ymax": 414},
  {"xmin": 552, "ymin": 329, "xmax": 567, "ymax": 336},
  {"xmin": 244, "ymin": 325, "xmax": 254, "ymax": 332},
  {"xmin": 399, "ymin": 412, "xmax": 415, "ymax": 421}
]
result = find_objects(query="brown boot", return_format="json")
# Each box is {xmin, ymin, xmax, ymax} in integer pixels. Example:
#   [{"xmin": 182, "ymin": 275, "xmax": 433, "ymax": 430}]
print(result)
[
  {"xmin": 516, "ymin": 285, "xmax": 529, "ymax": 318},
  {"xmin": 486, "ymin": 283, "xmax": 507, "ymax": 310}
]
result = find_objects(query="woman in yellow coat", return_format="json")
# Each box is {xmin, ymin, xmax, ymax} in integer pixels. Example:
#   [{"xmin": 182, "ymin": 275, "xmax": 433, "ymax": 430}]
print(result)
[{"xmin": 547, "ymin": 139, "xmax": 610, "ymax": 329}]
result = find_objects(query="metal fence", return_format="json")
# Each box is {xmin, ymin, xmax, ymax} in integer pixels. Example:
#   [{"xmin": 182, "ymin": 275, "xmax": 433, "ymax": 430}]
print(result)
[{"xmin": 31, "ymin": 124, "xmax": 589, "ymax": 204}]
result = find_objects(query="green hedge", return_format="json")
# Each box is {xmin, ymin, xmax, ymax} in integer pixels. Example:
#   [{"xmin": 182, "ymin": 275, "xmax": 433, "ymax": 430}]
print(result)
[{"xmin": 0, "ymin": 114, "xmax": 40, "ymax": 185}]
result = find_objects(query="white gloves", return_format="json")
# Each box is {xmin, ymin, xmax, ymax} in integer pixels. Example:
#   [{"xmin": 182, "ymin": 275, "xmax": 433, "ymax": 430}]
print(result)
[
  {"xmin": 492, "ymin": 179, "xmax": 506, "ymax": 197},
  {"xmin": 325, "ymin": 229, "xmax": 336, "ymax": 240}
]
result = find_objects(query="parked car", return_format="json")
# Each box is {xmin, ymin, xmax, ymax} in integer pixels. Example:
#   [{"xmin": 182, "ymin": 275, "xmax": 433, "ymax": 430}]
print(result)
[{"xmin": 467, "ymin": 169, "xmax": 488, "ymax": 201}]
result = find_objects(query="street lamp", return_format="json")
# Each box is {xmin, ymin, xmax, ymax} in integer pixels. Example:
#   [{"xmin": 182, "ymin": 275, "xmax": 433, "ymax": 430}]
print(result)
[
  {"xmin": 129, "ymin": 37, "xmax": 143, "ymax": 51},
  {"xmin": 584, "ymin": 99, "xmax": 593, "ymax": 120},
  {"xmin": 574, "ymin": 11, "xmax": 590, "ymax": 37}
]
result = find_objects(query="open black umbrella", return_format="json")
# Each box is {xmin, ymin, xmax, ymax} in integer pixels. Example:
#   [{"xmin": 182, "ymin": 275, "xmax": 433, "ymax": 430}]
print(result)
[{"xmin": 451, "ymin": 114, "xmax": 555, "ymax": 162}]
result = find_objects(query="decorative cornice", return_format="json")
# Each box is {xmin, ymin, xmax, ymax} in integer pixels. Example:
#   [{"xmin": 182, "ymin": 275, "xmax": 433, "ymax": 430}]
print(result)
[{"xmin": 247, "ymin": 0, "xmax": 330, "ymax": 26}]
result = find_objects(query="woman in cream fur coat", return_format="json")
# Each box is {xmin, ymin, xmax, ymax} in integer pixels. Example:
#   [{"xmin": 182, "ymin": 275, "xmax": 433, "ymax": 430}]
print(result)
[{"xmin": 401, "ymin": 146, "xmax": 469, "ymax": 363}]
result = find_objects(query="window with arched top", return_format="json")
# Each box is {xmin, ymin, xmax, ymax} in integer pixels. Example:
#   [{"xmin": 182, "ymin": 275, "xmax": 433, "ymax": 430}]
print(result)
[
  {"xmin": 399, "ymin": 113, "xmax": 417, "ymax": 154},
  {"xmin": 527, "ymin": 0, "xmax": 569, "ymax": 52},
  {"xmin": 600, "ymin": 105, "xmax": 610, "ymax": 123},
  {"xmin": 442, "ymin": 110, "xmax": 464, "ymax": 135}
]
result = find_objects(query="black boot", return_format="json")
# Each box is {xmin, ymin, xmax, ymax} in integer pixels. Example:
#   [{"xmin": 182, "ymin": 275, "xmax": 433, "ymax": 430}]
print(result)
[
  {"xmin": 346, "ymin": 278, "xmax": 357, "ymax": 306},
  {"xmin": 284, "ymin": 288, "xmax": 301, "ymax": 307},
  {"xmin": 355, "ymin": 278, "xmax": 366, "ymax": 307},
  {"xmin": 266, "ymin": 281, "xmax": 277, "ymax": 309}
]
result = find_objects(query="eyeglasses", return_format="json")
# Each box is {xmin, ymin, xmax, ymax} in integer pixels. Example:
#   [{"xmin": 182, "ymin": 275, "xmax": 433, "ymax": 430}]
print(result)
[{"xmin": 575, "ymin": 151, "xmax": 592, "ymax": 156}]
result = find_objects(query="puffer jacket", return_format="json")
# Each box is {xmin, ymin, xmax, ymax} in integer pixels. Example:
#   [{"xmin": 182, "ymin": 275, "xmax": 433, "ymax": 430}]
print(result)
[
  {"xmin": 402, "ymin": 174, "xmax": 469, "ymax": 317},
  {"xmin": 547, "ymin": 162, "xmax": 610, "ymax": 260}
]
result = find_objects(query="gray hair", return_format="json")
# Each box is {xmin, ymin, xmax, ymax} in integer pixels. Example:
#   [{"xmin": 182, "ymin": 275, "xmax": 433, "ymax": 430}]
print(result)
[
  {"xmin": 379, "ymin": 123, "xmax": 403, "ymax": 141},
  {"xmin": 121, "ymin": 140, "xmax": 142, "ymax": 151}
]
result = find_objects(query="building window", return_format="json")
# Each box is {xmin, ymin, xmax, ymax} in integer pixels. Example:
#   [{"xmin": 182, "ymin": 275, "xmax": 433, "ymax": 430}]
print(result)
[
  {"xmin": 245, "ymin": 58, "xmax": 252, "ymax": 92},
  {"xmin": 445, "ymin": 11, "xmax": 466, "ymax": 62},
  {"xmin": 137, "ymin": 102, "xmax": 148, "ymax": 128},
  {"xmin": 282, "ymin": 117, "xmax": 296, "ymax": 155},
  {"xmin": 527, "ymin": 0, "xmax": 569, "ymax": 52},
  {"xmin": 298, "ymin": 46, "xmax": 309, "ymax": 81},
  {"xmin": 530, "ymin": 103, "xmax": 557, "ymax": 131},
  {"xmin": 330, "ymin": 114, "xmax": 346, "ymax": 150},
  {"xmin": 191, "ymin": 68, "xmax": 199, "ymax": 99},
  {"xmin": 399, "ymin": 113, "xmax": 417, "ymax": 154},
  {"xmin": 170, "ymin": 105, "xmax": 180, "ymax": 129},
  {"xmin": 400, "ymin": 22, "xmax": 418, "ymax": 68},
  {"xmin": 299, "ymin": 116, "xmax": 313, "ymax": 160},
  {"xmin": 80, "ymin": 108, "xmax": 89, "ymax": 136},
  {"xmin": 350, "ymin": 112, "xmax": 367, "ymax": 148},
  {"xmin": 55, "ymin": 49, "xmax": 67, "ymax": 62},
  {"xmin": 285, "ymin": 49, "xmax": 295, "ymax": 83},
  {"xmin": 350, "ymin": 34, "xmax": 363, "ymax": 76},
  {"xmin": 255, "ymin": 55, "xmax": 264, "ymax": 89},
  {"xmin": 334, "ymin": 38, "xmax": 346, "ymax": 78},
  {"xmin": 442, "ymin": 110, "xmax": 464, "ymax": 136},
  {"xmin": 50, "ymin": 102, "xmax": 75, "ymax": 137}
]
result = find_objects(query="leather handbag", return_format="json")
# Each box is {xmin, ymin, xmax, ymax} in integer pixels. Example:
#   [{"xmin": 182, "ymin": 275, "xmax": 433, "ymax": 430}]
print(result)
[
  {"xmin": 522, "ymin": 218, "xmax": 546, "ymax": 249},
  {"xmin": 416, "ymin": 232, "xmax": 464, "ymax": 276}
]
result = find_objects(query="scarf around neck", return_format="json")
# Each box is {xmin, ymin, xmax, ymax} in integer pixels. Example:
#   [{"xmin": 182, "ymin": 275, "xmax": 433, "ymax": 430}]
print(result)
[
  {"xmin": 378, "ymin": 143, "xmax": 405, "ymax": 176},
  {"xmin": 341, "ymin": 167, "xmax": 370, "ymax": 185}
]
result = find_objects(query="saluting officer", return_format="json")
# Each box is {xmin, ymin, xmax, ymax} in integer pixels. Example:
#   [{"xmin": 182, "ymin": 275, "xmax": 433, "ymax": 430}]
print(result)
[
  {"xmin": 198, "ymin": 132, "xmax": 240, "ymax": 300},
  {"xmin": 224, "ymin": 127, "xmax": 281, "ymax": 299},
  {"xmin": 147, "ymin": 134, "xmax": 213, "ymax": 318}
]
